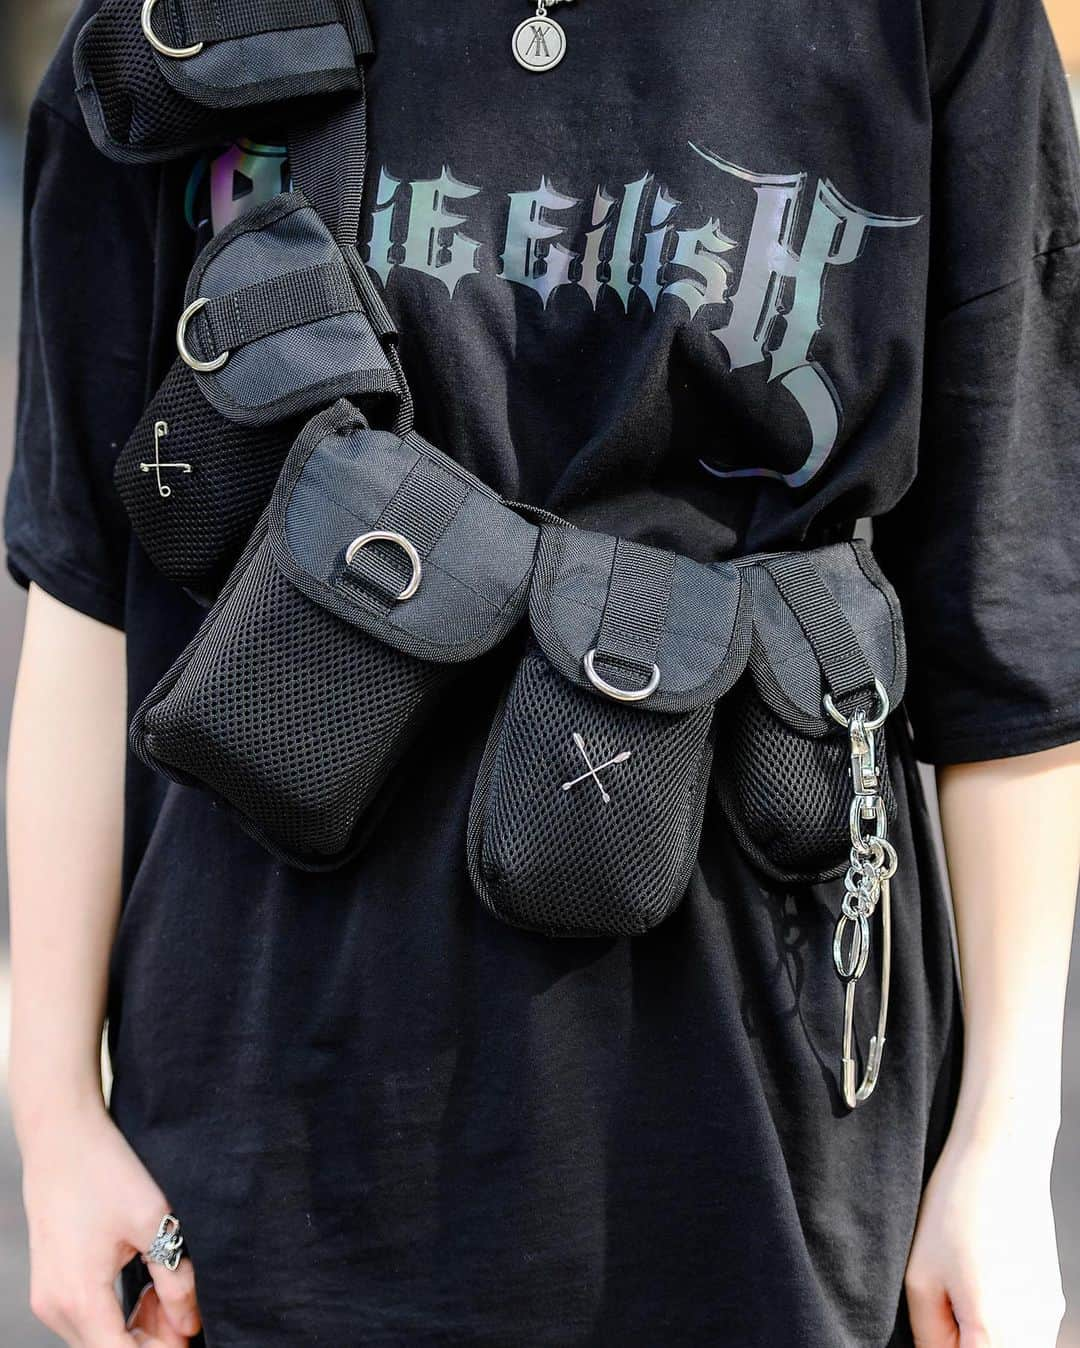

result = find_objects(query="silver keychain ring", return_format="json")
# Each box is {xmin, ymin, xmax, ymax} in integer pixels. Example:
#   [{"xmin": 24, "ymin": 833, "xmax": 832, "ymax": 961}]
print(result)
[
  {"xmin": 583, "ymin": 649, "xmax": 661, "ymax": 703},
  {"xmin": 141, "ymin": 0, "xmax": 204, "ymax": 58},
  {"xmin": 345, "ymin": 531, "xmax": 423, "ymax": 602},
  {"xmin": 823, "ymin": 678, "xmax": 890, "ymax": 732},
  {"xmin": 176, "ymin": 298, "xmax": 230, "ymax": 374}
]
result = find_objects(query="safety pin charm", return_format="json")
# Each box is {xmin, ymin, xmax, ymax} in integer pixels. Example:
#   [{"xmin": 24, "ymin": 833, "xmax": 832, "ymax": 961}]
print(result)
[{"xmin": 140, "ymin": 421, "xmax": 192, "ymax": 498}]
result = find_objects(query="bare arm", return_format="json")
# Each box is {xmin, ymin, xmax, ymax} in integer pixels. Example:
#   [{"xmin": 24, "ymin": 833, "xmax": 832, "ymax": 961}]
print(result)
[
  {"xmin": 7, "ymin": 584, "xmax": 200, "ymax": 1347},
  {"xmin": 905, "ymin": 740, "xmax": 1080, "ymax": 1347}
]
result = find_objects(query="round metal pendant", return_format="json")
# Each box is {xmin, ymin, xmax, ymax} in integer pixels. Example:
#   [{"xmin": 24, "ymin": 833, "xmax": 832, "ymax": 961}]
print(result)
[{"xmin": 512, "ymin": 15, "xmax": 567, "ymax": 72}]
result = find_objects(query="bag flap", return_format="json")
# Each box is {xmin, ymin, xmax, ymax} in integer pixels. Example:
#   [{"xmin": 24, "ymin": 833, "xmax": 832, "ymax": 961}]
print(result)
[
  {"xmin": 738, "ymin": 540, "xmax": 907, "ymax": 736},
  {"xmin": 529, "ymin": 526, "xmax": 751, "ymax": 714},
  {"xmin": 267, "ymin": 402, "xmax": 540, "ymax": 664},
  {"xmin": 181, "ymin": 192, "xmax": 399, "ymax": 426},
  {"xmin": 74, "ymin": 0, "xmax": 372, "ymax": 163},
  {"xmin": 150, "ymin": 0, "xmax": 372, "ymax": 111}
]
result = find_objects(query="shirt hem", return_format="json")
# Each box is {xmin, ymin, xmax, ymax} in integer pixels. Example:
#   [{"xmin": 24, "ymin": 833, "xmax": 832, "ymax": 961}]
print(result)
[
  {"xmin": 6, "ymin": 542, "xmax": 126, "ymax": 631},
  {"xmin": 913, "ymin": 704, "xmax": 1080, "ymax": 765}
]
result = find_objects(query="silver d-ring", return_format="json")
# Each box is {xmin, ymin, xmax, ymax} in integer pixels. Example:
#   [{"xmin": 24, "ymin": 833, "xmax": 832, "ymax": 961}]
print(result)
[
  {"xmin": 345, "ymin": 531, "xmax": 423, "ymax": 602},
  {"xmin": 176, "ymin": 298, "xmax": 229, "ymax": 374},
  {"xmin": 142, "ymin": 0, "xmax": 204, "ymax": 58},
  {"xmin": 824, "ymin": 678, "xmax": 890, "ymax": 732},
  {"xmin": 583, "ymin": 649, "xmax": 661, "ymax": 703}
]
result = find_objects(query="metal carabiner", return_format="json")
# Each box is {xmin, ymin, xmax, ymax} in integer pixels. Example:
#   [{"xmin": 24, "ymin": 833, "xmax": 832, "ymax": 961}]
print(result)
[{"xmin": 840, "ymin": 873, "xmax": 892, "ymax": 1109}]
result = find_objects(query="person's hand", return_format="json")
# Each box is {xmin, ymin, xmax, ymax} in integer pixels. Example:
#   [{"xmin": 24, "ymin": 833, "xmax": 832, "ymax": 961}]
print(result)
[
  {"xmin": 21, "ymin": 1096, "xmax": 202, "ymax": 1346},
  {"xmin": 904, "ymin": 1120, "xmax": 1065, "ymax": 1346}
]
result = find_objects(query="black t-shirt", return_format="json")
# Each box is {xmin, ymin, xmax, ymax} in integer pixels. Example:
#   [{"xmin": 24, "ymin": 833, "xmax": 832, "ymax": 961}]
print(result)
[{"xmin": 4, "ymin": 2, "xmax": 1079, "ymax": 1346}]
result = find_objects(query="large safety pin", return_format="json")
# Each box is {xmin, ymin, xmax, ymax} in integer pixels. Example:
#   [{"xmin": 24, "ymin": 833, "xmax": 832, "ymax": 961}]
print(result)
[{"xmin": 839, "ymin": 872, "xmax": 892, "ymax": 1109}]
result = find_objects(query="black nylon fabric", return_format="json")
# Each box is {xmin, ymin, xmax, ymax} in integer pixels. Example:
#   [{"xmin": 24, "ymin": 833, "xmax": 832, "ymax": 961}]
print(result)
[
  {"xmin": 468, "ymin": 643, "xmax": 716, "ymax": 937},
  {"xmin": 715, "ymin": 541, "xmax": 905, "ymax": 883},
  {"xmin": 269, "ymin": 406, "xmax": 540, "ymax": 664},
  {"xmin": 185, "ymin": 192, "xmax": 400, "ymax": 425}
]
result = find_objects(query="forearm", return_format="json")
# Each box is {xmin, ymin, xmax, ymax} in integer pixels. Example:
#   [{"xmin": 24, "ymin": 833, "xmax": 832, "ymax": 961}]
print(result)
[
  {"xmin": 6, "ymin": 583, "xmax": 127, "ymax": 1144},
  {"xmin": 938, "ymin": 740, "xmax": 1080, "ymax": 1152}
]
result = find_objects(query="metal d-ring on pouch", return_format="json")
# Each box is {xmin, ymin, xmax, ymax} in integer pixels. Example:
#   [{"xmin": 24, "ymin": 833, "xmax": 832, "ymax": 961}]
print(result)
[
  {"xmin": 129, "ymin": 400, "xmax": 539, "ymax": 869},
  {"xmin": 712, "ymin": 541, "xmax": 908, "ymax": 1107},
  {"xmin": 467, "ymin": 527, "xmax": 751, "ymax": 937}
]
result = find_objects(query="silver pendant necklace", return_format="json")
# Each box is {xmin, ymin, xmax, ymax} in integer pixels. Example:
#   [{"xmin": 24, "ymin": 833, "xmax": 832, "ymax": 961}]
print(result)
[{"xmin": 512, "ymin": 0, "xmax": 575, "ymax": 73}]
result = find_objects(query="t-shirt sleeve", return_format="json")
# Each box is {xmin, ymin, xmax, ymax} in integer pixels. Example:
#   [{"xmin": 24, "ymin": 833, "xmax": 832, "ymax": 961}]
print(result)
[
  {"xmin": 4, "ymin": 86, "xmax": 160, "ymax": 631},
  {"xmin": 872, "ymin": 0, "xmax": 1080, "ymax": 765}
]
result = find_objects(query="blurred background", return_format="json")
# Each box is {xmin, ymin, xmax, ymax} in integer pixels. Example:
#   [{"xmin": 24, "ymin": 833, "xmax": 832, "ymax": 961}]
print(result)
[{"xmin": 0, "ymin": 2, "xmax": 1077, "ymax": 1344}]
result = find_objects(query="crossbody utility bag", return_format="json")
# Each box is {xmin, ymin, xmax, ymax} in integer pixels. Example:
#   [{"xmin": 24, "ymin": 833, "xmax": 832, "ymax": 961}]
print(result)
[
  {"xmin": 79, "ymin": 5, "xmax": 909, "ymax": 1110},
  {"xmin": 129, "ymin": 400, "xmax": 539, "ymax": 869}
]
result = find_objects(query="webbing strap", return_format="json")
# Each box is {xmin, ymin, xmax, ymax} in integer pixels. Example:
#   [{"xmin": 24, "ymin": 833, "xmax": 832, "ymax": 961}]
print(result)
[
  {"xmin": 164, "ymin": 0, "xmax": 360, "ymax": 46},
  {"xmin": 341, "ymin": 460, "xmax": 468, "ymax": 607},
  {"xmin": 194, "ymin": 259, "xmax": 361, "ymax": 358},
  {"xmin": 764, "ymin": 554, "xmax": 875, "ymax": 700},
  {"xmin": 592, "ymin": 540, "xmax": 675, "ymax": 690},
  {"xmin": 288, "ymin": 89, "xmax": 369, "ymax": 248}
]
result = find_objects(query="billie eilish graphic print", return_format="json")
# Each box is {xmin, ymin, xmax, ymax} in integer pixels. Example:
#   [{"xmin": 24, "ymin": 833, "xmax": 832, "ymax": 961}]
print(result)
[{"xmin": 190, "ymin": 138, "xmax": 921, "ymax": 488}]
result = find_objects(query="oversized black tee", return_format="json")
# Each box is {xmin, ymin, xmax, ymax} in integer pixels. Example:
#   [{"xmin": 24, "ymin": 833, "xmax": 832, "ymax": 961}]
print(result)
[{"xmin": 6, "ymin": 2, "xmax": 1080, "ymax": 1346}]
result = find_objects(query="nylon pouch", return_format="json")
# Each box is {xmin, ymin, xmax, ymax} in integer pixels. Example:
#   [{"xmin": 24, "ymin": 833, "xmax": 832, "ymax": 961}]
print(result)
[
  {"xmin": 129, "ymin": 401, "xmax": 539, "ymax": 868},
  {"xmin": 467, "ymin": 526, "xmax": 751, "ymax": 938},
  {"xmin": 713, "ymin": 540, "xmax": 907, "ymax": 885},
  {"xmin": 74, "ymin": 0, "xmax": 373, "ymax": 163},
  {"xmin": 114, "ymin": 192, "xmax": 402, "ymax": 599}
]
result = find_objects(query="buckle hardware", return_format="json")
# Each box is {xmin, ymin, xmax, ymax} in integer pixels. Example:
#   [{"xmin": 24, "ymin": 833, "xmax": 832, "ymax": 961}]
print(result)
[
  {"xmin": 583, "ymin": 650, "xmax": 661, "ymax": 703},
  {"xmin": 176, "ymin": 298, "xmax": 230, "ymax": 374},
  {"xmin": 345, "ymin": 531, "xmax": 423, "ymax": 603},
  {"xmin": 141, "ymin": 0, "xmax": 205, "ymax": 58}
]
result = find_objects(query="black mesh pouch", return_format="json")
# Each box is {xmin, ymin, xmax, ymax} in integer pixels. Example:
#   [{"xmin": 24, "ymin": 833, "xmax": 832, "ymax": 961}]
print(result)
[
  {"xmin": 713, "ymin": 541, "xmax": 907, "ymax": 885},
  {"xmin": 468, "ymin": 527, "xmax": 751, "ymax": 938},
  {"xmin": 129, "ymin": 402, "xmax": 539, "ymax": 868},
  {"xmin": 73, "ymin": 0, "xmax": 373, "ymax": 164},
  {"xmin": 114, "ymin": 192, "xmax": 402, "ymax": 599}
]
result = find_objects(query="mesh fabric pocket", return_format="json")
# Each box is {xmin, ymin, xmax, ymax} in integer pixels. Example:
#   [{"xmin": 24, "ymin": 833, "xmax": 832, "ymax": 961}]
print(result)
[
  {"xmin": 468, "ymin": 644, "xmax": 715, "ymax": 938},
  {"xmin": 713, "ymin": 677, "xmax": 897, "ymax": 886},
  {"xmin": 73, "ymin": 0, "xmax": 370, "ymax": 163},
  {"xmin": 136, "ymin": 537, "xmax": 450, "ymax": 867},
  {"xmin": 113, "ymin": 362, "xmax": 298, "ymax": 600}
]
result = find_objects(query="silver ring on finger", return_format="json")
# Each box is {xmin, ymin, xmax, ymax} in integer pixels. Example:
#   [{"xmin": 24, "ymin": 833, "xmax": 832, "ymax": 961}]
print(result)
[{"xmin": 142, "ymin": 1213, "xmax": 185, "ymax": 1271}]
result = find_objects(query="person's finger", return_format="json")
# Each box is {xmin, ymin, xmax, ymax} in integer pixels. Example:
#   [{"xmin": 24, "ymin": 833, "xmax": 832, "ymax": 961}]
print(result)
[
  {"xmin": 956, "ymin": 1324, "xmax": 991, "ymax": 1348},
  {"xmin": 906, "ymin": 1274, "xmax": 960, "ymax": 1348},
  {"xmin": 71, "ymin": 1278, "xmax": 151, "ymax": 1348},
  {"xmin": 131, "ymin": 1208, "xmax": 201, "ymax": 1341},
  {"xmin": 144, "ymin": 1256, "xmax": 202, "ymax": 1341},
  {"xmin": 129, "ymin": 1332, "xmax": 169, "ymax": 1347},
  {"xmin": 127, "ymin": 1282, "xmax": 189, "ymax": 1348}
]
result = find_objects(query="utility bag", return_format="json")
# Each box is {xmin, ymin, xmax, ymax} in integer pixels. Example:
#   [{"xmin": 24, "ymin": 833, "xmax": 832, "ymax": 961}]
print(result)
[
  {"xmin": 713, "ymin": 540, "xmax": 906, "ymax": 886},
  {"xmin": 113, "ymin": 189, "xmax": 404, "ymax": 600},
  {"xmin": 129, "ymin": 401, "xmax": 539, "ymax": 869},
  {"xmin": 467, "ymin": 526, "xmax": 751, "ymax": 938},
  {"xmin": 74, "ymin": 0, "xmax": 374, "ymax": 163}
]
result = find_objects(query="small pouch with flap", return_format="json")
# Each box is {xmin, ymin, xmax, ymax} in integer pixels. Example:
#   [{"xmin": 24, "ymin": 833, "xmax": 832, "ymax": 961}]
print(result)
[
  {"xmin": 74, "ymin": 0, "xmax": 374, "ymax": 163},
  {"xmin": 713, "ymin": 540, "xmax": 907, "ymax": 886},
  {"xmin": 114, "ymin": 192, "xmax": 403, "ymax": 600},
  {"xmin": 129, "ymin": 400, "xmax": 539, "ymax": 869},
  {"xmin": 467, "ymin": 527, "xmax": 751, "ymax": 938}
]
